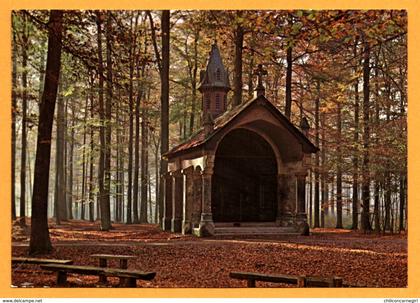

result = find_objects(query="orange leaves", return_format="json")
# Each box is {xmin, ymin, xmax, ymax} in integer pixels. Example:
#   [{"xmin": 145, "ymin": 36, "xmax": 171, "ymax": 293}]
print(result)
[{"xmin": 12, "ymin": 222, "xmax": 407, "ymax": 288}]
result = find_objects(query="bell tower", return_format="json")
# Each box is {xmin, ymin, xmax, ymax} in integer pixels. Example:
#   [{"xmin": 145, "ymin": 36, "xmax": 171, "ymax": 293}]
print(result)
[{"xmin": 198, "ymin": 42, "xmax": 231, "ymax": 121}]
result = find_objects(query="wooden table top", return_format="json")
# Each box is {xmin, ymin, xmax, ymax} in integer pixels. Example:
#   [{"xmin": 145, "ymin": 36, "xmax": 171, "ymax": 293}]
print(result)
[{"xmin": 90, "ymin": 254, "xmax": 136, "ymax": 260}]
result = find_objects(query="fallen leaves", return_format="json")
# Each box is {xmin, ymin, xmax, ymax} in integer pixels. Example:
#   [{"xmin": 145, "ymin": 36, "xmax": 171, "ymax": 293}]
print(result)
[{"xmin": 12, "ymin": 221, "xmax": 407, "ymax": 288}]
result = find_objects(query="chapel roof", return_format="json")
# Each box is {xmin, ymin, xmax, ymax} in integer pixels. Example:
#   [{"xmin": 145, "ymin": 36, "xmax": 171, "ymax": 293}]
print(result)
[{"xmin": 164, "ymin": 95, "xmax": 318, "ymax": 159}]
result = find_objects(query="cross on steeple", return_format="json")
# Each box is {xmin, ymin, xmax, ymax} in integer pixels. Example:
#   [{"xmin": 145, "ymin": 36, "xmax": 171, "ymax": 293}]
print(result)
[{"xmin": 254, "ymin": 64, "xmax": 268, "ymax": 97}]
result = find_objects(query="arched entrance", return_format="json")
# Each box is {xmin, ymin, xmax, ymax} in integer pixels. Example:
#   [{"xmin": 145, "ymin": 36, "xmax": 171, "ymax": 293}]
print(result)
[{"xmin": 212, "ymin": 128, "xmax": 278, "ymax": 222}]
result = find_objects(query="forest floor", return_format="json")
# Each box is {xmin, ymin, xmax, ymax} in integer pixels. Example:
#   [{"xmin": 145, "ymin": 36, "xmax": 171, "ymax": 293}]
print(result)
[{"xmin": 11, "ymin": 219, "xmax": 407, "ymax": 288}]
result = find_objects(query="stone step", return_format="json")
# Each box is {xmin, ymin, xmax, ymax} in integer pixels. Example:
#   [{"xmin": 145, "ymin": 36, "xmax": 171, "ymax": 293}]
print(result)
[{"xmin": 214, "ymin": 226, "xmax": 298, "ymax": 236}]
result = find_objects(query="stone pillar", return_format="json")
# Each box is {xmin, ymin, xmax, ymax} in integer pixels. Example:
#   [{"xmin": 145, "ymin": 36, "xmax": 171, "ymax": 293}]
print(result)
[
  {"xmin": 277, "ymin": 173, "xmax": 295, "ymax": 227},
  {"xmin": 296, "ymin": 172, "xmax": 308, "ymax": 224},
  {"xmin": 162, "ymin": 173, "xmax": 172, "ymax": 231},
  {"xmin": 171, "ymin": 170, "xmax": 183, "ymax": 233},
  {"xmin": 191, "ymin": 168, "xmax": 202, "ymax": 228},
  {"xmin": 182, "ymin": 166, "xmax": 194, "ymax": 234},
  {"xmin": 198, "ymin": 168, "xmax": 215, "ymax": 236}
]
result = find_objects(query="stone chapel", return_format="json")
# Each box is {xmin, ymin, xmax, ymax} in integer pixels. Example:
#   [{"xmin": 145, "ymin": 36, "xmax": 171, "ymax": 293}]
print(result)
[{"xmin": 161, "ymin": 43, "xmax": 318, "ymax": 237}]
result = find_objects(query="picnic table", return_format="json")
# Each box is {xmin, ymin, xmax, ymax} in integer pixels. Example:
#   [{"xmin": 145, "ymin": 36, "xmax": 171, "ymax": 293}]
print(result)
[{"xmin": 90, "ymin": 254, "xmax": 137, "ymax": 284}]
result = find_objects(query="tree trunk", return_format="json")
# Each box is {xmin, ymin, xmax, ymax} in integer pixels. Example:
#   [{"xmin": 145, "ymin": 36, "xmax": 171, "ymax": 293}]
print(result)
[
  {"xmin": 65, "ymin": 99, "xmax": 73, "ymax": 220},
  {"xmin": 29, "ymin": 10, "xmax": 63, "ymax": 255},
  {"xmin": 285, "ymin": 45, "xmax": 292, "ymax": 119},
  {"xmin": 126, "ymin": 13, "xmax": 138, "ymax": 224},
  {"xmin": 54, "ymin": 82, "xmax": 67, "ymax": 223},
  {"xmin": 399, "ymin": 66, "xmax": 406, "ymax": 232},
  {"xmin": 313, "ymin": 80, "xmax": 320, "ymax": 228},
  {"xmin": 12, "ymin": 29, "xmax": 17, "ymax": 221},
  {"xmin": 133, "ymin": 61, "xmax": 143, "ymax": 224},
  {"xmin": 140, "ymin": 88, "xmax": 150, "ymax": 223},
  {"xmin": 81, "ymin": 94, "xmax": 88, "ymax": 220},
  {"xmin": 361, "ymin": 39, "xmax": 372, "ymax": 232},
  {"xmin": 336, "ymin": 101, "xmax": 343, "ymax": 229},
  {"xmin": 189, "ymin": 30, "xmax": 199, "ymax": 135},
  {"xmin": 232, "ymin": 12, "xmax": 244, "ymax": 107},
  {"xmin": 100, "ymin": 10, "xmax": 113, "ymax": 230},
  {"xmin": 373, "ymin": 64, "xmax": 381, "ymax": 233},
  {"xmin": 320, "ymin": 112, "xmax": 325, "ymax": 228},
  {"xmin": 247, "ymin": 31, "xmax": 256, "ymax": 99},
  {"xmin": 20, "ymin": 16, "xmax": 29, "ymax": 226},
  {"xmin": 154, "ymin": 139, "xmax": 160, "ymax": 224},
  {"xmin": 351, "ymin": 40, "xmax": 360, "ymax": 230},
  {"xmin": 88, "ymin": 76, "xmax": 95, "ymax": 222},
  {"xmin": 159, "ymin": 10, "xmax": 170, "ymax": 225},
  {"xmin": 96, "ymin": 11, "xmax": 109, "ymax": 227}
]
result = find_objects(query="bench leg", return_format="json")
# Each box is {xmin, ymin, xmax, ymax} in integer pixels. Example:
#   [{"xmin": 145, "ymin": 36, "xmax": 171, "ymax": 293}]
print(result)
[
  {"xmin": 247, "ymin": 279, "xmax": 256, "ymax": 288},
  {"xmin": 119, "ymin": 277, "xmax": 127, "ymax": 287},
  {"xmin": 119, "ymin": 277, "xmax": 136, "ymax": 287},
  {"xmin": 98, "ymin": 258, "xmax": 107, "ymax": 284},
  {"xmin": 57, "ymin": 271, "xmax": 67, "ymax": 286},
  {"xmin": 297, "ymin": 276, "xmax": 307, "ymax": 287},
  {"xmin": 126, "ymin": 278, "xmax": 137, "ymax": 287},
  {"xmin": 120, "ymin": 259, "xmax": 128, "ymax": 269}
]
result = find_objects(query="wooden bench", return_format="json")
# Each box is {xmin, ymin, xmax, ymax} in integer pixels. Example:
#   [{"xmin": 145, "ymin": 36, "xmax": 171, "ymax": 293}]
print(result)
[
  {"xmin": 40, "ymin": 264, "xmax": 156, "ymax": 287},
  {"xmin": 12, "ymin": 257, "xmax": 73, "ymax": 266},
  {"xmin": 230, "ymin": 272, "xmax": 343, "ymax": 288},
  {"xmin": 90, "ymin": 254, "xmax": 136, "ymax": 283}
]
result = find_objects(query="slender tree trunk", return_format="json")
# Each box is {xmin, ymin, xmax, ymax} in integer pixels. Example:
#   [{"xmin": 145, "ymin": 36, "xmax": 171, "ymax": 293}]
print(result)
[
  {"xmin": 81, "ymin": 94, "xmax": 88, "ymax": 220},
  {"xmin": 127, "ymin": 13, "xmax": 138, "ymax": 224},
  {"xmin": 399, "ymin": 66, "xmax": 406, "ymax": 232},
  {"xmin": 54, "ymin": 82, "xmax": 67, "ymax": 222},
  {"xmin": 133, "ymin": 75, "xmax": 141, "ymax": 224},
  {"xmin": 100, "ymin": 10, "xmax": 113, "ymax": 230},
  {"xmin": 285, "ymin": 45, "xmax": 292, "ymax": 119},
  {"xmin": 361, "ymin": 38, "xmax": 372, "ymax": 232},
  {"xmin": 96, "ymin": 11, "xmax": 109, "ymax": 229},
  {"xmin": 352, "ymin": 40, "xmax": 360, "ymax": 230},
  {"xmin": 12, "ymin": 29, "xmax": 17, "ymax": 221},
  {"xmin": 29, "ymin": 10, "xmax": 63, "ymax": 255},
  {"xmin": 20, "ymin": 17, "xmax": 29, "ymax": 226},
  {"xmin": 373, "ymin": 64, "xmax": 381, "ymax": 233},
  {"xmin": 88, "ymin": 76, "xmax": 95, "ymax": 222},
  {"xmin": 247, "ymin": 31, "xmax": 255, "ymax": 99},
  {"xmin": 232, "ymin": 12, "xmax": 244, "ymax": 107},
  {"xmin": 115, "ymin": 87, "xmax": 122, "ymax": 223},
  {"xmin": 320, "ymin": 112, "xmax": 325, "ymax": 228},
  {"xmin": 189, "ymin": 30, "xmax": 199, "ymax": 135},
  {"xmin": 160, "ymin": 10, "xmax": 170, "ymax": 225},
  {"xmin": 313, "ymin": 80, "xmax": 320, "ymax": 228},
  {"xmin": 336, "ymin": 101, "xmax": 343, "ymax": 229},
  {"xmin": 309, "ymin": 169, "xmax": 312, "ymax": 227},
  {"xmin": 154, "ymin": 139, "xmax": 160, "ymax": 224},
  {"xmin": 140, "ymin": 88, "xmax": 149, "ymax": 223},
  {"xmin": 67, "ymin": 99, "xmax": 74, "ymax": 220}
]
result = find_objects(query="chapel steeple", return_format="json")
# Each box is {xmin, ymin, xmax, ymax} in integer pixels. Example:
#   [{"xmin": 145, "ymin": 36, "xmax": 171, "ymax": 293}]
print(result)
[{"xmin": 198, "ymin": 42, "xmax": 231, "ymax": 120}]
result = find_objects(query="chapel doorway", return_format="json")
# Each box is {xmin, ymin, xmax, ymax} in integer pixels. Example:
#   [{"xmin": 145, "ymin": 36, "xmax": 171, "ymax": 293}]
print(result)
[{"xmin": 212, "ymin": 128, "xmax": 278, "ymax": 222}]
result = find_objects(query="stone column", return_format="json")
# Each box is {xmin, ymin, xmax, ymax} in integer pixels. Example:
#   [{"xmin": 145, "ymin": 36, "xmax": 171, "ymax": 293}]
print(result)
[
  {"xmin": 198, "ymin": 168, "xmax": 215, "ymax": 236},
  {"xmin": 296, "ymin": 172, "xmax": 308, "ymax": 223},
  {"xmin": 182, "ymin": 166, "xmax": 194, "ymax": 234},
  {"xmin": 277, "ymin": 173, "xmax": 295, "ymax": 227},
  {"xmin": 191, "ymin": 168, "xmax": 202, "ymax": 228},
  {"xmin": 171, "ymin": 170, "xmax": 183, "ymax": 233},
  {"xmin": 162, "ymin": 173, "xmax": 172, "ymax": 231}
]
